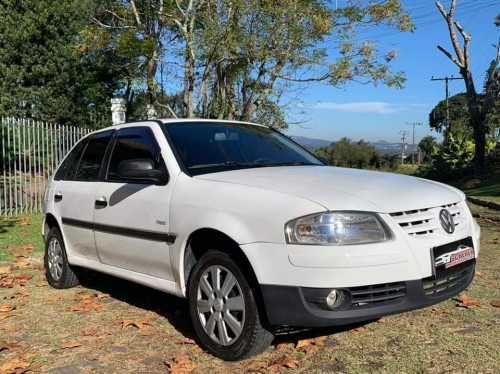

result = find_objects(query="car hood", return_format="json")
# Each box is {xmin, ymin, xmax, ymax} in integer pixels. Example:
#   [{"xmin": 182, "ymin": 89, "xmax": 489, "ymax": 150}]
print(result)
[{"xmin": 195, "ymin": 166, "xmax": 464, "ymax": 213}]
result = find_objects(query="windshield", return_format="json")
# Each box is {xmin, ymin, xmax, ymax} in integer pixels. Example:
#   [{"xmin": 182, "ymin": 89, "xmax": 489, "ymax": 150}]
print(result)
[{"xmin": 165, "ymin": 121, "xmax": 323, "ymax": 175}]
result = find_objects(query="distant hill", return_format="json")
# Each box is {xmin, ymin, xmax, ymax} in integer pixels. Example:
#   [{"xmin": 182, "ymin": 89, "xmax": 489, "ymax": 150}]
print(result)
[
  {"xmin": 291, "ymin": 135, "xmax": 416, "ymax": 155},
  {"xmin": 290, "ymin": 136, "xmax": 332, "ymax": 151}
]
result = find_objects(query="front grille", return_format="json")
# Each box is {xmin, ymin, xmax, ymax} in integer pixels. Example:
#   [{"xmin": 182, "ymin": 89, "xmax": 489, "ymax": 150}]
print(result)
[
  {"xmin": 348, "ymin": 282, "xmax": 407, "ymax": 309},
  {"xmin": 423, "ymin": 261, "xmax": 475, "ymax": 297},
  {"xmin": 390, "ymin": 202, "xmax": 466, "ymax": 237}
]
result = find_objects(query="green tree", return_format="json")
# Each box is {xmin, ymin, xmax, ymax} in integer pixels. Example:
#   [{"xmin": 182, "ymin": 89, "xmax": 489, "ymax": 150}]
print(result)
[
  {"xmin": 0, "ymin": 0, "xmax": 117, "ymax": 126},
  {"xmin": 418, "ymin": 136, "xmax": 438, "ymax": 164},
  {"xmin": 429, "ymin": 93, "xmax": 472, "ymax": 139},
  {"xmin": 436, "ymin": 1, "xmax": 500, "ymax": 171},
  {"xmin": 320, "ymin": 137, "xmax": 379, "ymax": 169},
  {"xmin": 89, "ymin": 0, "xmax": 414, "ymax": 123}
]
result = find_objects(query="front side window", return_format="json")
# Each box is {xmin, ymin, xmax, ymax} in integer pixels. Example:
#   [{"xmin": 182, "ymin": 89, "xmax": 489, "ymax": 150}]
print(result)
[
  {"xmin": 107, "ymin": 127, "xmax": 166, "ymax": 182},
  {"xmin": 165, "ymin": 122, "xmax": 322, "ymax": 175},
  {"xmin": 74, "ymin": 131, "xmax": 113, "ymax": 181}
]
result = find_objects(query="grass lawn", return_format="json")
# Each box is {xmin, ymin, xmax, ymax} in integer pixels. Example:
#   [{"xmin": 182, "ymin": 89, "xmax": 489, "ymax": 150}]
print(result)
[{"xmin": 0, "ymin": 211, "xmax": 499, "ymax": 373}]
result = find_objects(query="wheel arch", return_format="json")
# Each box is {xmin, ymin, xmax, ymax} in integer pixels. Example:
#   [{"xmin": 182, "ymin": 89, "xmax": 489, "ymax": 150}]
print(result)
[
  {"xmin": 43, "ymin": 213, "xmax": 60, "ymax": 241},
  {"xmin": 181, "ymin": 228, "xmax": 271, "ymax": 327}
]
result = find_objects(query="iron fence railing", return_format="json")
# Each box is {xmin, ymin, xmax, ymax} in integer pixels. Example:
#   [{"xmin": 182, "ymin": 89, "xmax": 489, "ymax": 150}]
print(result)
[{"xmin": 1, "ymin": 117, "xmax": 90, "ymax": 216}]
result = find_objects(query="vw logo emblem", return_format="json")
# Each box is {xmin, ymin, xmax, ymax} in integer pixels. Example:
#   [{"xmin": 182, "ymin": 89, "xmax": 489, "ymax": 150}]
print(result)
[{"xmin": 439, "ymin": 209, "xmax": 455, "ymax": 234}]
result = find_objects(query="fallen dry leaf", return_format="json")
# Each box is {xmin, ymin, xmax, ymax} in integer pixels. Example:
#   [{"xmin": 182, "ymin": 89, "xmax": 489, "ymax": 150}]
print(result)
[
  {"xmin": 67, "ymin": 302, "xmax": 105, "ymax": 312},
  {"xmin": 47, "ymin": 294, "xmax": 65, "ymax": 302},
  {"xmin": 350, "ymin": 326, "xmax": 367, "ymax": 333},
  {"xmin": 295, "ymin": 339, "xmax": 313, "ymax": 349},
  {"xmin": 75, "ymin": 292, "xmax": 93, "ymax": 302},
  {"xmin": 0, "ymin": 341, "xmax": 23, "ymax": 352},
  {"xmin": 81, "ymin": 327, "xmax": 100, "ymax": 336},
  {"xmin": 60, "ymin": 341, "xmax": 82, "ymax": 349},
  {"xmin": 475, "ymin": 271, "xmax": 482, "ymax": 277},
  {"xmin": 454, "ymin": 293, "xmax": 481, "ymax": 309},
  {"xmin": 0, "ymin": 355, "xmax": 41, "ymax": 373},
  {"xmin": 0, "ymin": 304, "xmax": 16, "ymax": 312},
  {"xmin": 302, "ymin": 345, "xmax": 320, "ymax": 355},
  {"xmin": 95, "ymin": 293, "xmax": 110, "ymax": 300},
  {"xmin": 491, "ymin": 301, "xmax": 500, "ymax": 308},
  {"xmin": 1, "ymin": 325, "xmax": 22, "ymax": 332},
  {"xmin": 177, "ymin": 337, "xmax": 197, "ymax": 345},
  {"xmin": 121, "ymin": 319, "xmax": 154, "ymax": 331},
  {"xmin": 35, "ymin": 280, "xmax": 48, "ymax": 287},
  {"xmin": 4, "ymin": 291, "xmax": 31, "ymax": 300},
  {"xmin": 274, "ymin": 341, "xmax": 293, "ymax": 350},
  {"xmin": 377, "ymin": 317, "xmax": 387, "ymax": 323},
  {"xmin": 0, "ymin": 313, "xmax": 21, "ymax": 321},
  {"xmin": 267, "ymin": 356, "xmax": 300, "ymax": 371},
  {"xmin": 0, "ymin": 266, "xmax": 12, "ymax": 275},
  {"xmin": 432, "ymin": 307, "xmax": 451, "ymax": 315},
  {"xmin": 168, "ymin": 355, "xmax": 198, "ymax": 374},
  {"xmin": 311, "ymin": 336, "xmax": 327, "ymax": 346},
  {"xmin": 1, "ymin": 273, "xmax": 33, "ymax": 288},
  {"xmin": 244, "ymin": 360, "xmax": 267, "ymax": 373}
]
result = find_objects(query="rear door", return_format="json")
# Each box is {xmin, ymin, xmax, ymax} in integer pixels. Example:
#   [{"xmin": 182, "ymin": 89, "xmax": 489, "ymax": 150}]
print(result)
[
  {"xmin": 93, "ymin": 126, "xmax": 175, "ymax": 280},
  {"xmin": 53, "ymin": 130, "xmax": 114, "ymax": 262}
]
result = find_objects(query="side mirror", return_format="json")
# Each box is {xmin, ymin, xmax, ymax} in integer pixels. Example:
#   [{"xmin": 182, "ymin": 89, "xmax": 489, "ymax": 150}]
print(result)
[{"xmin": 117, "ymin": 159, "xmax": 169, "ymax": 185}]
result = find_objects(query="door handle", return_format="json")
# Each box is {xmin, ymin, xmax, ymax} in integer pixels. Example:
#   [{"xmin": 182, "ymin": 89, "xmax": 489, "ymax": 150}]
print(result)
[
  {"xmin": 95, "ymin": 197, "xmax": 108, "ymax": 208},
  {"xmin": 54, "ymin": 193, "xmax": 63, "ymax": 202}
]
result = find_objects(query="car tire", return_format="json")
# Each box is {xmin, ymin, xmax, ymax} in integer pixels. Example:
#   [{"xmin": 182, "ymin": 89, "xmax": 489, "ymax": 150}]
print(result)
[
  {"xmin": 188, "ymin": 250, "xmax": 274, "ymax": 361},
  {"xmin": 44, "ymin": 227, "xmax": 80, "ymax": 289}
]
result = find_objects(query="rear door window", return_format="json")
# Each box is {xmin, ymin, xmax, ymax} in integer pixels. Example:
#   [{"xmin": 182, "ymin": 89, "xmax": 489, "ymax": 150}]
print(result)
[{"xmin": 72, "ymin": 130, "xmax": 113, "ymax": 181}]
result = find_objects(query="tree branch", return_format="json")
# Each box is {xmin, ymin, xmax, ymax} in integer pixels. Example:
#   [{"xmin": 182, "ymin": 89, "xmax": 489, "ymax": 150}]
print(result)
[{"xmin": 437, "ymin": 45, "xmax": 462, "ymax": 68}]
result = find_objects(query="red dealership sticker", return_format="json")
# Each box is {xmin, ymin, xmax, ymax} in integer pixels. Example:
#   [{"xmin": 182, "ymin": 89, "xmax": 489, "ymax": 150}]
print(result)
[{"xmin": 435, "ymin": 245, "xmax": 475, "ymax": 269}]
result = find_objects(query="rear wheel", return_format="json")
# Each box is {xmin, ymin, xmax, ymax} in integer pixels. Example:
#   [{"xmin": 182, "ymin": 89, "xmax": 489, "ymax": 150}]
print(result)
[
  {"xmin": 188, "ymin": 250, "xmax": 274, "ymax": 361},
  {"xmin": 44, "ymin": 227, "xmax": 80, "ymax": 289}
]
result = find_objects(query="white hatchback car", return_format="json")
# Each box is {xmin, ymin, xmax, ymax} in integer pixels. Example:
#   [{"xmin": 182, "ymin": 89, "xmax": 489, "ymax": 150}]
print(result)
[{"xmin": 43, "ymin": 119, "xmax": 480, "ymax": 360}]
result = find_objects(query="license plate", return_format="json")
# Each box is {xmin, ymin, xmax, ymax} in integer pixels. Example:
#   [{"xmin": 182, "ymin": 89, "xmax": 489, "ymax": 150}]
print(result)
[{"xmin": 432, "ymin": 237, "xmax": 475, "ymax": 278}]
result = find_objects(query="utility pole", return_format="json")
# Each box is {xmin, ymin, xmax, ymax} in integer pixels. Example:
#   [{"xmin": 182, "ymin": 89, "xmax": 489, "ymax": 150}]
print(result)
[
  {"xmin": 431, "ymin": 76, "xmax": 463, "ymax": 137},
  {"xmin": 407, "ymin": 122, "xmax": 423, "ymax": 168},
  {"xmin": 399, "ymin": 131, "xmax": 409, "ymax": 165}
]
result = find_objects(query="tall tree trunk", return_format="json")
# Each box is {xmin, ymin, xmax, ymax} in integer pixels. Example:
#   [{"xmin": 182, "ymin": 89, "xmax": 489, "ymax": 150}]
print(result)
[
  {"xmin": 147, "ymin": 49, "xmax": 158, "ymax": 106},
  {"xmin": 183, "ymin": 45, "xmax": 195, "ymax": 118},
  {"xmin": 436, "ymin": 0, "xmax": 487, "ymax": 172}
]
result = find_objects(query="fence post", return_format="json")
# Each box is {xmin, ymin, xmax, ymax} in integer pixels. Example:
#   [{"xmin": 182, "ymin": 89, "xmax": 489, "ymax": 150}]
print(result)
[{"xmin": 111, "ymin": 98, "xmax": 126, "ymax": 125}]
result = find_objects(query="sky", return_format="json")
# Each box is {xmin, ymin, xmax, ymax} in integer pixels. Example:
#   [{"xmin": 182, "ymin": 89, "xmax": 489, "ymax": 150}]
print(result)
[{"xmin": 286, "ymin": 0, "xmax": 500, "ymax": 144}]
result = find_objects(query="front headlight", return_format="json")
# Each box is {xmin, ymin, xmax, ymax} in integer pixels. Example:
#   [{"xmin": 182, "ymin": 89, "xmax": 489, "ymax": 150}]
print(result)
[{"xmin": 285, "ymin": 211, "xmax": 393, "ymax": 245}]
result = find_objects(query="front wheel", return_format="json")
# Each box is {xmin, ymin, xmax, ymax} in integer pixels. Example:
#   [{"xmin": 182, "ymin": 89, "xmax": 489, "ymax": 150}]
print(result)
[
  {"xmin": 188, "ymin": 250, "xmax": 274, "ymax": 361},
  {"xmin": 44, "ymin": 227, "xmax": 80, "ymax": 289}
]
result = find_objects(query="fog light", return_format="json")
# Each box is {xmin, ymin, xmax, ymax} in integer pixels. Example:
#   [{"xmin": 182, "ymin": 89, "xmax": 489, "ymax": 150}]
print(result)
[{"xmin": 326, "ymin": 289, "xmax": 345, "ymax": 309}]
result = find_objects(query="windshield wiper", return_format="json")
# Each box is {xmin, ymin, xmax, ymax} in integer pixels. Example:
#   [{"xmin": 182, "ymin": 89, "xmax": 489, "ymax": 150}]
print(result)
[
  {"xmin": 188, "ymin": 161, "xmax": 265, "ymax": 170},
  {"xmin": 268, "ymin": 161, "xmax": 321, "ymax": 167}
]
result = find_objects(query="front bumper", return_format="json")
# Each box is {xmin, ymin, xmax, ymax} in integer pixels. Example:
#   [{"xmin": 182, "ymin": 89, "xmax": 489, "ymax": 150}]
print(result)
[{"xmin": 260, "ymin": 260, "xmax": 475, "ymax": 327}]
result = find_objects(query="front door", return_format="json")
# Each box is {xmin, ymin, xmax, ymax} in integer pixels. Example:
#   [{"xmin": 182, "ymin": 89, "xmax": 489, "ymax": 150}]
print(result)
[{"xmin": 93, "ymin": 126, "xmax": 174, "ymax": 280}]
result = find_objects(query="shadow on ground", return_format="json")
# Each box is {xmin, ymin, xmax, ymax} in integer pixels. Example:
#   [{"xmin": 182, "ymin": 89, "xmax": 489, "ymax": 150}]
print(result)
[
  {"xmin": 76, "ymin": 269, "xmax": 370, "ymax": 349},
  {"xmin": 0, "ymin": 216, "xmax": 17, "ymax": 234},
  {"xmin": 77, "ymin": 269, "xmax": 196, "ymax": 340}
]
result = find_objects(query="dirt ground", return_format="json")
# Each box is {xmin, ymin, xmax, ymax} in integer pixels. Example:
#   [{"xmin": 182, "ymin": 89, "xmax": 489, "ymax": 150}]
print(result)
[{"xmin": 0, "ymin": 213, "xmax": 499, "ymax": 373}]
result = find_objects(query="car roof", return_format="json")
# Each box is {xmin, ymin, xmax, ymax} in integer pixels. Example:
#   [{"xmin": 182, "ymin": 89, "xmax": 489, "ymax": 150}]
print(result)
[{"xmin": 88, "ymin": 118, "xmax": 267, "ymax": 136}]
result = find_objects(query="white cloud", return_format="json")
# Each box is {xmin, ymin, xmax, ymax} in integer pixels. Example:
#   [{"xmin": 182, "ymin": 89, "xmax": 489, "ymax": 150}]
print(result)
[{"xmin": 313, "ymin": 101, "xmax": 397, "ymax": 114}]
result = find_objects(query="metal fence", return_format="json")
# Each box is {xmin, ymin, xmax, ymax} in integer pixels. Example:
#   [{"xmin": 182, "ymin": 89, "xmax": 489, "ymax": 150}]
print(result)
[{"xmin": 1, "ymin": 117, "xmax": 90, "ymax": 216}]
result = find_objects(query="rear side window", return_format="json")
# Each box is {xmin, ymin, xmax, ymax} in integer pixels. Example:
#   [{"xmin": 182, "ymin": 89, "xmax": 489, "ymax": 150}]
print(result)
[
  {"xmin": 59, "ymin": 131, "xmax": 113, "ymax": 181},
  {"xmin": 107, "ymin": 127, "xmax": 166, "ymax": 182},
  {"xmin": 54, "ymin": 141, "xmax": 85, "ymax": 180}
]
